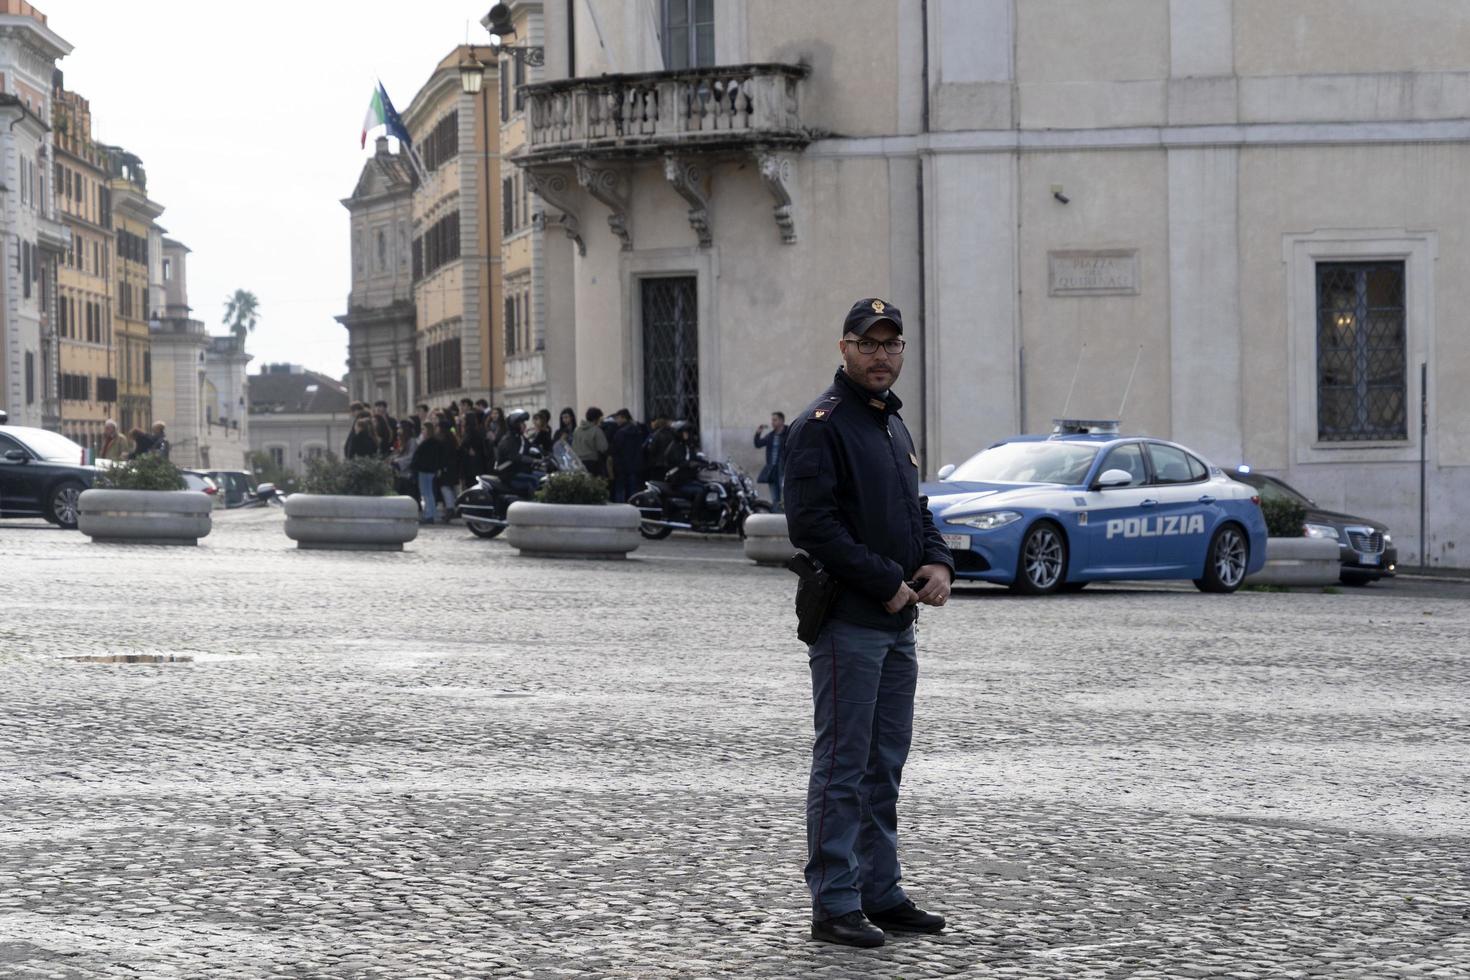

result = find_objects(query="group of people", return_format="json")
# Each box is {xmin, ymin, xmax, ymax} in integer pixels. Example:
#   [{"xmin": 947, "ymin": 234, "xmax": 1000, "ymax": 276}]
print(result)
[
  {"xmin": 339, "ymin": 399, "xmax": 744, "ymax": 524},
  {"xmin": 97, "ymin": 419, "xmax": 170, "ymax": 463}
]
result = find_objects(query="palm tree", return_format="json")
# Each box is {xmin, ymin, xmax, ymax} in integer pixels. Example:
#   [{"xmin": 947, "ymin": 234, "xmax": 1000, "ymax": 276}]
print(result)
[{"xmin": 223, "ymin": 289, "xmax": 260, "ymax": 341}]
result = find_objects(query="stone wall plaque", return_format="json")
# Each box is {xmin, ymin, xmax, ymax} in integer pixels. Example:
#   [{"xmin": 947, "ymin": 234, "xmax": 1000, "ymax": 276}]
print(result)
[{"xmin": 1048, "ymin": 250, "xmax": 1140, "ymax": 296}]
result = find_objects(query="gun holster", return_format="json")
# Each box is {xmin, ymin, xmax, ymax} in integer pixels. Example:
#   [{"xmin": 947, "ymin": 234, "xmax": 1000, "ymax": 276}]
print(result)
[{"xmin": 785, "ymin": 550, "xmax": 840, "ymax": 645}]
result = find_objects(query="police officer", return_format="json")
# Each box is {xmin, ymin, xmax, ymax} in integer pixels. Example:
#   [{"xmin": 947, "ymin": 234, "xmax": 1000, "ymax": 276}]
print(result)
[{"xmin": 783, "ymin": 297, "xmax": 954, "ymax": 948}]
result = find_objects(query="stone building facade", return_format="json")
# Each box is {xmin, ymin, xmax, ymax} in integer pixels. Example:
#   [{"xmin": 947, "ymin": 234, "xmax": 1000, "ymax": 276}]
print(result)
[
  {"xmin": 493, "ymin": 1, "xmax": 555, "ymax": 413},
  {"xmin": 516, "ymin": 0, "xmax": 1470, "ymax": 568},
  {"xmin": 247, "ymin": 364, "xmax": 351, "ymax": 476},
  {"xmin": 149, "ymin": 238, "xmax": 248, "ymax": 470},
  {"xmin": 339, "ymin": 137, "xmax": 415, "ymax": 416},
  {"xmin": 104, "ymin": 145, "xmax": 160, "ymax": 438},
  {"xmin": 0, "ymin": 2, "xmax": 69, "ymax": 431}
]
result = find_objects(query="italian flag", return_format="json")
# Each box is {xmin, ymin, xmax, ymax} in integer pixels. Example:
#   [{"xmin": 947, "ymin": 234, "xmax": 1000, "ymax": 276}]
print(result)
[{"xmin": 360, "ymin": 84, "xmax": 388, "ymax": 149}]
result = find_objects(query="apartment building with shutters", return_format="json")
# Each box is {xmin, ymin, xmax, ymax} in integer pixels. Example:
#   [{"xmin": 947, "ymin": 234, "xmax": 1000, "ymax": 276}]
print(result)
[
  {"xmin": 403, "ymin": 45, "xmax": 502, "ymax": 407},
  {"xmin": 51, "ymin": 79, "xmax": 117, "ymax": 453}
]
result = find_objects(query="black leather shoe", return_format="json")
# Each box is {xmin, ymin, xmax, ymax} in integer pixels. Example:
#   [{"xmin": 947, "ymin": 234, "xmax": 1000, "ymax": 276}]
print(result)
[
  {"xmin": 866, "ymin": 899, "xmax": 945, "ymax": 933},
  {"xmin": 811, "ymin": 910, "xmax": 886, "ymax": 948}
]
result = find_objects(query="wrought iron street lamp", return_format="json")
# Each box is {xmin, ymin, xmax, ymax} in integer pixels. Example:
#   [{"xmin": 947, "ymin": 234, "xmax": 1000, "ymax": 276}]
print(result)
[{"xmin": 482, "ymin": 3, "xmax": 545, "ymax": 67}]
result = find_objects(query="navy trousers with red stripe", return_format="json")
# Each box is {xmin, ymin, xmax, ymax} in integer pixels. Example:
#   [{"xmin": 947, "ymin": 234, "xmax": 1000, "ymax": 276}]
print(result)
[{"xmin": 804, "ymin": 618, "xmax": 918, "ymax": 920}]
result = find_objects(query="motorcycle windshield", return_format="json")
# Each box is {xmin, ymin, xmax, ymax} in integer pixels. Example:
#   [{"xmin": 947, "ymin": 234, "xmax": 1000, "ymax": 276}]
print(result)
[{"xmin": 551, "ymin": 442, "xmax": 585, "ymax": 473}]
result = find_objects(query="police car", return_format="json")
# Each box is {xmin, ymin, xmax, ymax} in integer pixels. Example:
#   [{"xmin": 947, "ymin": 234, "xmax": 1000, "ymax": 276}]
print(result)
[{"xmin": 924, "ymin": 420, "xmax": 1268, "ymax": 594}]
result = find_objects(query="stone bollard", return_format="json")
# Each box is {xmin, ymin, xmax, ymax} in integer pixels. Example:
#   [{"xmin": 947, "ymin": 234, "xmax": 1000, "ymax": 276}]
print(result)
[
  {"xmin": 1243, "ymin": 536, "xmax": 1341, "ymax": 587},
  {"xmin": 78, "ymin": 489, "xmax": 213, "ymax": 546},
  {"xmin": 283, "ymin": 494, "xmax": 420, "ymax": 551},
  {"xmin": 743, "ymin": 513, "xmax": 793, "ymax": 566},
  {"xmin": 506, "ymin": 501, "xmax": 642, "ymax": 559}
]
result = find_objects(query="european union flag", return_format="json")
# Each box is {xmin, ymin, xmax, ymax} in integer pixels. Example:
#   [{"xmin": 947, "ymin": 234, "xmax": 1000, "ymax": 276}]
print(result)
[{"xmin": 379, "ymin": 84, "xmax": 413, "ymax": 150}]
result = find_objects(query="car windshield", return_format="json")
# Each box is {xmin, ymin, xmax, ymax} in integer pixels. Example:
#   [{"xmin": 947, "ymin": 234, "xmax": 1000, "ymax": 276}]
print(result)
[
  {"xmin": 16, "ymin": 429, "xmax": 86, "ymax": 463},
  {"xmin": 1254, "ymin": 475, "xmax": 1308, "ymax": 507},
  {"xmin": 947, "ymin": 441, "xmax": 1100, "ymax": 485}
]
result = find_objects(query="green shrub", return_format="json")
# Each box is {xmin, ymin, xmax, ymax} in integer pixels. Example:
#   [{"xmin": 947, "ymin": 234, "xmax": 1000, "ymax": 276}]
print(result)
[
  {"xmin": 94, "ymin": 453, "xmax": 185, "ymax": 491},
  {"xmin": 300, "ymin": 454, "xmax": 396, "ymax": 496},
  {"xmin": 1259, "ymin": 497, "xmax": 1307, "ymax": 537},
  {"xmin": 534, "ymin": 471, "xmax": 609, "ymax": 505}
]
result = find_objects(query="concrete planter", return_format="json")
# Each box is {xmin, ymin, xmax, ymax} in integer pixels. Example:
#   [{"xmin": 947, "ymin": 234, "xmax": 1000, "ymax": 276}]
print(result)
[
  {"xmin": 283, "ymin": 494, "xmax": 419, "ymax": 551},
  {"xmin": 743, "ymin": 513, "xmax": 793, "ymax": 566},
  {"xmin": 505, "ymin": 501, "xmax": 641, "ymax": 559},
  {"xmin": 78, "ymin": 489, "xmax": 212, "ymax": 546},
  {"xmin": 1244, "ymin": 536, "xmax": 1341, "ymax": 587}
]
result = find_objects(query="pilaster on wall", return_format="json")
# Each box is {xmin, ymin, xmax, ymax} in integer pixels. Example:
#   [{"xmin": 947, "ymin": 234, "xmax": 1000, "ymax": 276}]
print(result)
[
  {"xmin": 1167, "ymin": 147, "xmax": 1241, "ymax": 466},
  {"xmin": 925, "ymin": 151, "xmax": 1020, "ymax": 471},
  {"xmin": 458, "ymin": 90, "xmax": 487, "ymax": 391},
  {"xmin": 1168, "ymin": 0, "xmax": 1238, "ymax": 125}
]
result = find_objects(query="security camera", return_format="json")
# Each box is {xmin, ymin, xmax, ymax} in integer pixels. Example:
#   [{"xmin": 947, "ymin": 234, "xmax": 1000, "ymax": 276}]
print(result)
[{"xmin": 1053, "ymin": 190, "xmax": 1070, "ymax": 205}]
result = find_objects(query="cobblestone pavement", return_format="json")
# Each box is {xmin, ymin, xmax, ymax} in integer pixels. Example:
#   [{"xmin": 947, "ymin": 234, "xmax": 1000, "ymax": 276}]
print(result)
[{"xmin": 2, "ymin": 510, "xmax": 1467, "ymax": 978}]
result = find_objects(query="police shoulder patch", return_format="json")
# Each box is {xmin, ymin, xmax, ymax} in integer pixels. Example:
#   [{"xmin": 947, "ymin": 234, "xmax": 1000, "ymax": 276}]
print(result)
[{"xmin": 809, "ymin": 396, "xmax": 841, "ymax": 421}]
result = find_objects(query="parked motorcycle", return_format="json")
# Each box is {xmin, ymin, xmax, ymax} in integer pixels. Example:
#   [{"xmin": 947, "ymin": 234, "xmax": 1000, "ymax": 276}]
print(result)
[
  {"xmin": 629, "ymin": 456, "xmax": 771, "ymax": 540},
  {"xmin": 455, "ymin": 444, "xmax": 581, "ymax": 538}
]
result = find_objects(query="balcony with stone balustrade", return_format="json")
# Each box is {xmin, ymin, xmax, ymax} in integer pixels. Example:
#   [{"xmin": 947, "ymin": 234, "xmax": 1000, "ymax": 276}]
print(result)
[{"xmin": 513, "ymin": 64, "xmax": 810, "ymax": 253}]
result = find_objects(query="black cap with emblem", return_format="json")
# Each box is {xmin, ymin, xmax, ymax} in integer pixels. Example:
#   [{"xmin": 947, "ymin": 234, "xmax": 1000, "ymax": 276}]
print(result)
[{"xmin": 843, "ymin": 297, "xmax": 902, "ymax": 337}]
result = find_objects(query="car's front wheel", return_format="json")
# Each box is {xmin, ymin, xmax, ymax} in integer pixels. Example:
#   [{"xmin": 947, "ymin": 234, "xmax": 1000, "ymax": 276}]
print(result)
[
  {"xmin": 1194, "ymin": 523, "xmax": 1248, "ymax": 593},
  {"xmin": 47, "ymin": 481, "xmax": 85, "ymax": 529},
  {"xmin": 1010, "ymin": 521, "xmax": 1067, "ymax": 595}
]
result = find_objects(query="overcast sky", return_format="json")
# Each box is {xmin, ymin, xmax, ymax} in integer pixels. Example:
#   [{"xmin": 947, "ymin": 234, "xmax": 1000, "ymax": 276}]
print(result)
[{"xmin": 48, "ymin": 1, "xmax": 489, "ymax": 379}]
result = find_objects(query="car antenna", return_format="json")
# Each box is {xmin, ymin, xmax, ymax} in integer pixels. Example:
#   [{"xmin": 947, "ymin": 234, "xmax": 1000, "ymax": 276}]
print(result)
[
  {"xmin": 1059, "ymin": 342, "xmax": 1087, "ymax": 422},
  {"xmin": 1115, "ymin": 344, "xmax": 1145, "ymax": 422}
]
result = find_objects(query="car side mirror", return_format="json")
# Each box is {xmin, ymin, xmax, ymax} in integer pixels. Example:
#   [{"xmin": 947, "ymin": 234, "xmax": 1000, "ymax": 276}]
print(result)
[
  {"xmin": 1093, "ymin": 468, "xmax": 1134, "ymax": 490},
  {"xmin": 937, "ymin": 463, "xmax": 955, "ymax": 480},
  {"xmin": 3, "ymin": 449, "xmax": 27, "ymax": 463}
]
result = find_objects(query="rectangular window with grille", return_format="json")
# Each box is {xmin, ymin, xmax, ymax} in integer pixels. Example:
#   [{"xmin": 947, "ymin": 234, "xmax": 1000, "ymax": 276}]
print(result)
[
  {"xmin": 1315, "ymin": 261, "xmax": 1407, "ymax": 442},
  {"xmin": 641, "ymin": 276, "xmax": 699, "ymax": 428},
  {"xmin": 502, "ymin": 176, "xmax": 515, "ymax": 236}
]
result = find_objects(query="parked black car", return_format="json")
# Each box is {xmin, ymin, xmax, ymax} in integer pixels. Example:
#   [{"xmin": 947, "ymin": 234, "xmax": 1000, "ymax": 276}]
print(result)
[
  {"xmin": 0, "ymin": 426, "xmax": 98, "ymax": 529},
  {"xmin": 1231, "ymin": 467, "xmax": 1397, "ymax": 584}
]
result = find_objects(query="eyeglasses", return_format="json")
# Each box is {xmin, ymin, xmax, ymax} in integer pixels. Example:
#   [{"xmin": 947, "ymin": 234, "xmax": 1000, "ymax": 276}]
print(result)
[{"xmin": 843, "ymin": 337, "xmax": 906, "ymax": 355}]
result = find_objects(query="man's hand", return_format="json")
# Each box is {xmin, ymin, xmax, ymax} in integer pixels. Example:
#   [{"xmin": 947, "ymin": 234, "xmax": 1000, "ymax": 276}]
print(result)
[
  {"xmin": 884, "ymin": 581, "xmax": 920, "ymax": 614},
  {"xmin": 912, "ymin": 564, "xmax": 953, "ymax": 606},
  {"xmin": 756, "ymin": 424, "xmax": 767, "ymax": 434}
]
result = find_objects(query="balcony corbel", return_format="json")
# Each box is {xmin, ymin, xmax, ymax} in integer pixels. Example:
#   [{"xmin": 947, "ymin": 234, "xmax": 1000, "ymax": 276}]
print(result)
[
  {"xmin": 754, "ymin": 148, "xmax": 797, "ymax": 245},
  {"xmin": 525, "ymin": 167, "xmax": 586, "ymax": 257},
  {"xmin": 662, "ymin": 155, "xmax": 711, "ymax": 249},
  {"xmin": 575, "ymin": 162, "xmax": 632, "ymax": 251}
]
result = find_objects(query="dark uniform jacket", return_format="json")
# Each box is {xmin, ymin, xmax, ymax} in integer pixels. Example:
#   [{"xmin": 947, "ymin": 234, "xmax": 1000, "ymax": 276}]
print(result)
[{"xmin": 783, "ymin": 369, "xmax": 953, "ymax": 630}]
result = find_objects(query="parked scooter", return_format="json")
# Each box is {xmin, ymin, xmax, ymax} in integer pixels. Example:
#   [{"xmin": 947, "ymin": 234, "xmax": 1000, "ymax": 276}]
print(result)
[
  {"xmin": 241, "ymin": 482, "xmax": 286, "ymax": 508},
  {"xmin": 455, "ymin": 443, "xmax": 581, "ymax": 538},
  {"xmin": 629, "ymin": 456, "xmax": 770, "ymax": 540}
]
